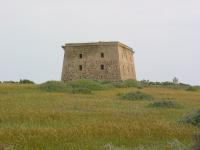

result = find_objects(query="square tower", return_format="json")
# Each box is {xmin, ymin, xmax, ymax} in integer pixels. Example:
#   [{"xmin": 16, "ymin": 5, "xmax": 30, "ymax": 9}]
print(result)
[{"xmin": 61, "ymin": 41, "xmax": 136, "ymax": 81}]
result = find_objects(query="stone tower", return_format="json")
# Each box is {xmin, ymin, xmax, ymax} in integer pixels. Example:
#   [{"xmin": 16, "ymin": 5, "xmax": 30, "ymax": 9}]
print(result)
[{"xmin": 61, "ymin": 41, "xmax": 136, "ymax": 81}]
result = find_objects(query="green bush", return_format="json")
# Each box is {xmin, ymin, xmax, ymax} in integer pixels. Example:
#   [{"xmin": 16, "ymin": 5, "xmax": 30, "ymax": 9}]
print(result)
[
  {"xmin": 148, "ymin": 100, "xmax": 182, "ymax": 108},
  {"xmin": 68, "ymin": 80, "xmax": 110, "ymax": 91},
  {"xmin": 39, "ymin": 80, "xmax": 111, "ymax": 94},
  {"xmin": 186, "ymin": 86, "xmax": 198, "ymax": 92},
  {"xmin": 118, "ymin": 91, "xmax": 153, "ymax": 101},
  {"xmin": 19, "ymin": 79, "xmax": 34, "ymax": 84},
  {"xmin": 39, "ymin": 81, "xmax": 70, "ymax": 92},
  {"xmin": 179, "ymin": 110, "xmax": 200, "ymax": 126}
]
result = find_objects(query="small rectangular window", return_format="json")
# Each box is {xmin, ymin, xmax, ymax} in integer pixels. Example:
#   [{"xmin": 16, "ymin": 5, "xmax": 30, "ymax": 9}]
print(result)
[
  {"xmin": 79, "ymin": 65, "xmax": 82, "ymax": 71},
  {"xmin": 79, "ymin": 54, "xmax": 82, "ymax": 59},
  {"xmin": 101, "ymin": 65, "xmax": 104, "ymax": 70},
  {"xmin": 101, "ymin": 52, "xmax": 104, "ymax": 58}
]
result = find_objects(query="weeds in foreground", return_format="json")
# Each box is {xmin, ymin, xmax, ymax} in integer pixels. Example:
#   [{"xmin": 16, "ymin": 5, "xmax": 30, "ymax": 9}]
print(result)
[
  {"xmin": 0, "ymin": 144, "xmax": 4, "ymax": 150},
  {"xmin": 192, "ymin": 134, "xmax": 200, "ymax": 150},
  {"xmin": 104, "ymin": 139, "xmax": 188, "ymax": 150}
]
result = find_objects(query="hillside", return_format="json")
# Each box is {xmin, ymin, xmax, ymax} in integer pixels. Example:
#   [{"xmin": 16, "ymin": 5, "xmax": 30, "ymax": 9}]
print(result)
[{"xmin": 0, "ymin": 81, "xmax": 200, "ymax": 150}]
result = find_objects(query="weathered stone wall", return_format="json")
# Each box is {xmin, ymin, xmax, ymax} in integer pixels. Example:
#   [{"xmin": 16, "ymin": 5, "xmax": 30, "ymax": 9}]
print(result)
[
  {"xmin": 118, "ymin": 44, "xmax": 136, "ymax": 80},
  {"xmin": 61, "ymin": 42, "xmax": 136, "ymax": 81},
  {"xmin": 61, "ymin": 43, "xmax": 121, "ymax": 81}
]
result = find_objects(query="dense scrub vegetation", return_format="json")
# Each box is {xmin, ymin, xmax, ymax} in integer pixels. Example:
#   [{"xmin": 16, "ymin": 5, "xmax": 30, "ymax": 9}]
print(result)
[
  {"xmin": 38, "ymin": 79, "xmax": 199, "ymax": 94},
  {"xmin": 1, "ymin": 79, "xmax": 199, "ymax": 91}
]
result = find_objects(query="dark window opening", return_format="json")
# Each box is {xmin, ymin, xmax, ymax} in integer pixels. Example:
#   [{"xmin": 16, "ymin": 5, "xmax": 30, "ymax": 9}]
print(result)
[
  {"xmin": 79, "ymin": 54, "xmax": 82, "ymax": 58},
  {"xmin": 101, "ymin": 52, "xmax": 104, "ymax": 58},
  {"xmin": 79, "ymin": 65, "xmax": 82, "ymax": 71},
  {"xmin": 101, "ymin": 65, "xmax": 104, "ymax": 70}
]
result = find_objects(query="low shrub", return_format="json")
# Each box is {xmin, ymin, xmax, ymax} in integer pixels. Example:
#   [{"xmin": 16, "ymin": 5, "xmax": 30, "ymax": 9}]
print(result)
[
  {"xmin": 111, "ymin": 80, "xmax": 141, "ymax": 88},
  {"xmin": 111, "ymin": 82, "xmax": 125, "ymax": 88},
  {"xmin": 19, "ymin": 79, "xmax": 34, "ymax": 84},
  {"xmin": 139, "ymin": 80, "xmax": 191, "ymax": 89},
  {"xmin": 186, "ymin": 86, "xmax": 198, "ymax": 92},
  {"xmin": 148, "ymin": 100, "xmax": 182, "ymax": 108},
  {"xmin": 70, "ymin": 86, "xmax": 92, "ymax": 94},
  {"xmin": 179, "ymin": 110, "xmax": 200, "ymax": 126},
  {"xmin": 39, "ymin": 81, "xmax": 69, "ymax": 92},
  {"xmin": 118, "ymin": 91, "xmax": 153, "ymax": 101}
]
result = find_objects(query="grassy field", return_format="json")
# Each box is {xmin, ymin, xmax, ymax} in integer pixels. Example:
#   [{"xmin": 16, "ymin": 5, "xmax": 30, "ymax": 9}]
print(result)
[{"xmin": 0, "ymin": 82, "xmax": 199, "ymax": 150}]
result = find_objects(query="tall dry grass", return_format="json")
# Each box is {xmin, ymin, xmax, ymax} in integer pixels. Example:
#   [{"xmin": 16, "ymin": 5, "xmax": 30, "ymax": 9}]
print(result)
[{"xmin": 0, "ymin": 83, "xmax": 199, "ymax": 149}]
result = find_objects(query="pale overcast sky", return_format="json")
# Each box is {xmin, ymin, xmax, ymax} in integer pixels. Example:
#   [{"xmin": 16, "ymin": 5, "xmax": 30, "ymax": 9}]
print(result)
[{"xmin": 0, "ymin": 0, "xmax": 199, "ymax": 85}]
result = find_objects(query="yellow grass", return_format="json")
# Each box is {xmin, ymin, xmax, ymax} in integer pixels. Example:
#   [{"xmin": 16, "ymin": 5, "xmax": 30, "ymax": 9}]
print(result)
[{"xmin": 0, "ymin": 84, "xmax": 199, "ymax": 149}]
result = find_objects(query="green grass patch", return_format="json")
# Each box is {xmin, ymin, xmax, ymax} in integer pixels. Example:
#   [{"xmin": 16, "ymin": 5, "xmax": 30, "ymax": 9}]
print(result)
[
  {"xmin": 68, "ymin": 80, "xmax": 110, "ymax": 91},
  {"xmin": 148, "ymin": 100, "xmax": 183, "ymax": 109},
  {"xmin": 118, "ymin": 91, "xmax": 153, "ymax": 101}
]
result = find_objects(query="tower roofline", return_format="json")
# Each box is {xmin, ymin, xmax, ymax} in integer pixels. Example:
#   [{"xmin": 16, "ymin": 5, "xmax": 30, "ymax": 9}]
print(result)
[{"xmin": 61, "ymin": 41, "xmax": 134, "ymax": 53}]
